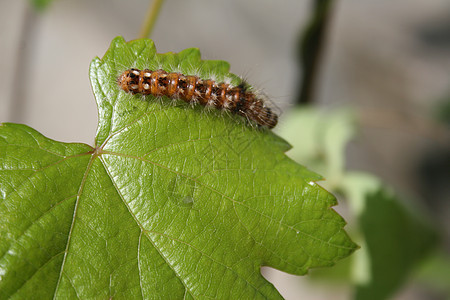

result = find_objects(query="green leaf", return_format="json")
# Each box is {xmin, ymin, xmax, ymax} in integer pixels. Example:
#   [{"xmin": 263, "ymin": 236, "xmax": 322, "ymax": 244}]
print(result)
[
  {"xmin": 355, "ymin": 187, "xmax": 438, "ymax": 300},
  {"xmin": 341, "ymin": 173, "xmax": 437, "ymax": 300},
  {"xmin": 308, "ymin": 176, "xmax": 438, "ymax": 299},
  {"xmin": 0, "ymin": 37, "xmax": 357, "ymax": 298}
]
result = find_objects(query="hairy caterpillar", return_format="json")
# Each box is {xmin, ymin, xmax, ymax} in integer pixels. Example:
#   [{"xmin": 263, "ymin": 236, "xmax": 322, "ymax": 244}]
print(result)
[{"xmin": 117, "ymin": 68, "xmax": 278, "ymax": 129}]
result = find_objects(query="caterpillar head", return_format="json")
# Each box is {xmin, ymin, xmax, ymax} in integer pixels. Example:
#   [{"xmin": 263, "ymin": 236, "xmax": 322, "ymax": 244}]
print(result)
[{"xmin": 118, "ymin": 68, "xmax": 141, "ymax": 94}]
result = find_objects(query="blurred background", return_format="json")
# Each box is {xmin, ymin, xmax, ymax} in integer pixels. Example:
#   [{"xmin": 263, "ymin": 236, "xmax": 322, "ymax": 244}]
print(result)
[{"xmin": 1, "ymin": 0, "xmax": 449, "ymax": 299}]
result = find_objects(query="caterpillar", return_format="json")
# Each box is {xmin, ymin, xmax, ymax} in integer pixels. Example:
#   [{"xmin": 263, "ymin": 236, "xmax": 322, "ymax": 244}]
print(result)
[{"xmin": 117, "ymin": 68, "xmax": 278, "ymax": 129}]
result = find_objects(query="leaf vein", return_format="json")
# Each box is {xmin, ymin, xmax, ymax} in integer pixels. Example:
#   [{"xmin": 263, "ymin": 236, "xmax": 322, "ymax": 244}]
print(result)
[{"xmin": 52, "ymin": 154, "xmax": 96, "ymax": 299}]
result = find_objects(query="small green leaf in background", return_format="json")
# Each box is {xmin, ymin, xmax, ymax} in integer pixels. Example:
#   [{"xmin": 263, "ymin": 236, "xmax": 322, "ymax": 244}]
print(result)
[
  {"xmin": 341, "ymin": 173, "xmax": 438, "ymax": 300},
  {"xmin": 356, "ymin": 186, "xmax": 438, "ymax": 300},
  {"xmin": 0, "ymin": 37, "xmax": 357, "ymax": 298},
  {"xmin": 278, "ymin": 107, "xmax": 439, "ymax": 299},
  {"xmin": 29, "ymin": 0, "xmax": 56, "ymax": 11}
]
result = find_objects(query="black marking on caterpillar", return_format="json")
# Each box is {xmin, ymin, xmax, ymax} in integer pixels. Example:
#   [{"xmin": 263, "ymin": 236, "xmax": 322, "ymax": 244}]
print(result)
[{"xmin": 117, "ymin": 68, "xmax": 278, "ymax": 129}]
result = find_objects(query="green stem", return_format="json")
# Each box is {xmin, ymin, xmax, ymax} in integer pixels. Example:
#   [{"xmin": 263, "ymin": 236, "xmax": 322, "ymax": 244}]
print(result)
[{"xmin": 139, "ymin": 0, "xmax": 165, "ymax": 39}]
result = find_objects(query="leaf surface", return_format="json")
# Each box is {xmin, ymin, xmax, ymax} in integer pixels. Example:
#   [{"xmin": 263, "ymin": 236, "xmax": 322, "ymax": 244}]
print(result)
[{"xmin": 0, "ymin": 37, "xmax": 357, "ymax": 299}]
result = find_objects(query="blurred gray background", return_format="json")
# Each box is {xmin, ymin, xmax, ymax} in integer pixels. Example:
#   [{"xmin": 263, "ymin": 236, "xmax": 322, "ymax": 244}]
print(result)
[{"xmin": 1, "ymin": 0, "xmax": 449, "ymax": 299}]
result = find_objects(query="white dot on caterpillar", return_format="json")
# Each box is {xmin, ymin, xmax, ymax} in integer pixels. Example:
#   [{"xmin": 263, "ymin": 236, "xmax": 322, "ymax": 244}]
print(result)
[
  {"xmin": 143, "ymin": 83, "xmax": 150, "ymax": 90},
  {"xmin": 223, "ymin": 96, "xmax": 232, "ymax": 109},
  {"xmin": 144, "ymin": 72, "xmax": 151, "ymax": 77},
  {"xmin": 132, "ymin": 70, "xmax": 140, "ymax": 76},
  {"xmin": 131, "ymin": 84, "xmax": 139, "ymax": 90}
]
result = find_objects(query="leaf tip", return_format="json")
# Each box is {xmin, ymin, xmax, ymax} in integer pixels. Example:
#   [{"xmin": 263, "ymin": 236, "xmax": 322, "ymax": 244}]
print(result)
[{"xmin": 111, "ymin": 36, "xmax": 127, "ymax": 47}]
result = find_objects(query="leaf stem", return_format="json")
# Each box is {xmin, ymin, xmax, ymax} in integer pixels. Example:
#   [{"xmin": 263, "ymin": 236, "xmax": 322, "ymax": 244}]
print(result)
[
  {"xmin": 139, "ymin": 0, "xmax": 165, "ymax": 39},
  {"xmin": 296, "ymin": 0, "xmax": 335, "ymax": 105}
]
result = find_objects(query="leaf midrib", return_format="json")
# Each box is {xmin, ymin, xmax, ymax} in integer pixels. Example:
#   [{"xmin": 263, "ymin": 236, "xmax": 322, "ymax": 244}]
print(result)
[{"xmin": 52, "ymin": 152, "xmax": 97, "ymax": 300}]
